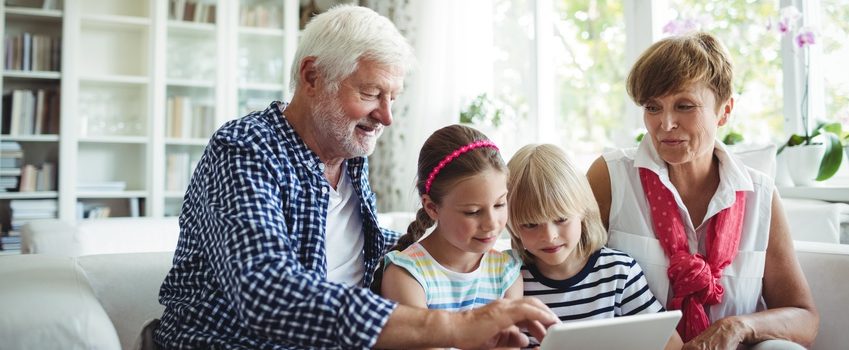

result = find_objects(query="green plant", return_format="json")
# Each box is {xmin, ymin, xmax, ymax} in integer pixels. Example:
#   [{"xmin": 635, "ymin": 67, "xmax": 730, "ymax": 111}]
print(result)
[
  {"xmin": 777, "ymin": 121, "xmax": 844, "ymax": 181},
  {"xmin": 459, "ymin": 93, "xmax": 504, "ymax": 127},
  {"xmin": 721, "ymin": 130, "xmax": 744, "ymax": 146}
]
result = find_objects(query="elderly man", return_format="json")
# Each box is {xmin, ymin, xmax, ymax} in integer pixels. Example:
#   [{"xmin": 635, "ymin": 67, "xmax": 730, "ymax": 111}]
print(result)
[{"xmin": 155, "ymin": 5, "xmax": 555, "ymax": 349}]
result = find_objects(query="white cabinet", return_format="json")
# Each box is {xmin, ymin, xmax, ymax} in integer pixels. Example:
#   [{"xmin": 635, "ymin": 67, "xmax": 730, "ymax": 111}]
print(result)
[{"xmin": 0, "ymin": 0, "xmax": 358, "ymax": 237}]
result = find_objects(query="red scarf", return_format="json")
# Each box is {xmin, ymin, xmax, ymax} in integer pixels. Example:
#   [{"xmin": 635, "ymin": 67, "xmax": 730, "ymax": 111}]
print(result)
[{"xmin": 639, "ymin": 168, "xmax": 746, "ymax": 342}]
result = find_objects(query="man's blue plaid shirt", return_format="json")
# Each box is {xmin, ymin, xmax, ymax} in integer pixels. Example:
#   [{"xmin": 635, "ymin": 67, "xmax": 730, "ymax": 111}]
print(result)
[{"xmin": 155, "ymin": 102, "xmax": 399, "ymax": 349}]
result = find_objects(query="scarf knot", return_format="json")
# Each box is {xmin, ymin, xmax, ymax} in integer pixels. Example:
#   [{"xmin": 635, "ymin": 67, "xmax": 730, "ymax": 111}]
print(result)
[{"xmin": 667, "ymin": 252, "xmax": 724, "ymax": 311}]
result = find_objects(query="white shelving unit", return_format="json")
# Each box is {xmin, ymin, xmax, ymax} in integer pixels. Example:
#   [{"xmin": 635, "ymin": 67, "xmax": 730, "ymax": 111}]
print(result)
[
  {"xmin": 0, "ymin": 0, "xmax": 64, "ymax": 240},
  {"xmin": 1, "ymin": 0, "xmax": 348, "ymax": 234}
]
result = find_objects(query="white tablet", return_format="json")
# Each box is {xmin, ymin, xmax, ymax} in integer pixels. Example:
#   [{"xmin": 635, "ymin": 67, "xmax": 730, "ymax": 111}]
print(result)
[{"xmin": 540, "ymin": 310, "xmax": 682, "ymax": 350}]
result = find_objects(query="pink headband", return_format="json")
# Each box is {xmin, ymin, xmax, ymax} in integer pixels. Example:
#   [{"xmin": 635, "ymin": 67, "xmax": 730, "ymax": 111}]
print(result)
[{"xmin": 424, "ymin": 140, "xmax": 499, "ymax": 194}]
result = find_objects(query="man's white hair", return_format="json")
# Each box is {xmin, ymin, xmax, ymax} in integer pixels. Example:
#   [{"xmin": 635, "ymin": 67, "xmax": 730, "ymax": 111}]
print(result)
[{"xmin": 290, "ymin": 4, "xmax": 415, "ymax": 93}]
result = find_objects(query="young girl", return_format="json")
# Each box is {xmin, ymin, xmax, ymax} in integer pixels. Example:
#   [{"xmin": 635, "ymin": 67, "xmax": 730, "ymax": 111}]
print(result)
[
  {"xmin": 506, "ymin": 144, "xmax": 682, "ymax": 349},
  {"xmin": 375, "ymin": 124, "xmax": 521, "ymax": 316}
]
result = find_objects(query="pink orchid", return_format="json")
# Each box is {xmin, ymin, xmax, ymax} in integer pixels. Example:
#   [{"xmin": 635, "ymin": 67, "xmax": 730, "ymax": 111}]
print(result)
[{"xmin": 795, "ymin": 28, "xmax": 816, "ymax": 48}]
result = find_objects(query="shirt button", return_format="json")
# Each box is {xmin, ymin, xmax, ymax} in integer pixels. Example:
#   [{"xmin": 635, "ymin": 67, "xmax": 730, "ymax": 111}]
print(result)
[
  {"xmin": 321, "ymin": 187, "xmax": 328, "ymax": 194},
  {"xmin": 318, "ymin": 163, "xmax": 325, "ymax": 171}
]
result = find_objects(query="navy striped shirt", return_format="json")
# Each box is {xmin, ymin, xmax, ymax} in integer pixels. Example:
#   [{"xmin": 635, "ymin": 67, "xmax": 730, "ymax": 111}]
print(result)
[
  {"xmin": 522, "ymin": 247, "xmax": 664, "ymax": 347},
  {"xmin": 155, "ymin": 102, "xmax": 399, "ymax": 349}
]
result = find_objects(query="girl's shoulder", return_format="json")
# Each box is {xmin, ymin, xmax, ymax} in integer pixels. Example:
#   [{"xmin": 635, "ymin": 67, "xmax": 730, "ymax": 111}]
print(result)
[
  {"xmin": 386, "ymin": 243, "xmax": 431, "ymax": 266},
  {"xmin": 486, "ymin": 248, "xmax": 522, "ymax": 266}
]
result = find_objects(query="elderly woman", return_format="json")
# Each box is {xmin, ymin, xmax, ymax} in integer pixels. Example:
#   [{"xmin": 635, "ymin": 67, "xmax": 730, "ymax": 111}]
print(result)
[{"xmin": 587, "ymin": 32, "xmax": 818, "ymax": 349}]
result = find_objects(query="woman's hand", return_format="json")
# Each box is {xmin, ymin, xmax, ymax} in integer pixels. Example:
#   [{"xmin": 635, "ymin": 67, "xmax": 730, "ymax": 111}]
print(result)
[{"xmin": 682, "ymin": 316, "xmax": 751, "ymax": 350}]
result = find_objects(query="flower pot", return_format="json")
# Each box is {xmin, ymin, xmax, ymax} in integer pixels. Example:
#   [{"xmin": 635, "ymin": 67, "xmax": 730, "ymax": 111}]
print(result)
[
  {"xmin": 784, "ymin": 144, "xmax": 826, "ymax": 186},
  {"xmin": 845, "ymin": 145, "xmax": 849, "ymax": 165}
]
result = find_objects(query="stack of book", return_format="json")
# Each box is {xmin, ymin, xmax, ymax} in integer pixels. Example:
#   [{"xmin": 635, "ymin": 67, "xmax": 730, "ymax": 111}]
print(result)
[
  {"xmin": 1, "ymin": 89, "xmax": 61, "ymax": 135},
  {"xmin": 8, "ymin": 199, "xmax": 57, "ymax": 235},
  {"xmin": 0, "ymin": 142, "xmax": 22, "ymax": 191},
  {"xmin": 0, "ymin": 234, "xmax": 21, "ymax": 254}
]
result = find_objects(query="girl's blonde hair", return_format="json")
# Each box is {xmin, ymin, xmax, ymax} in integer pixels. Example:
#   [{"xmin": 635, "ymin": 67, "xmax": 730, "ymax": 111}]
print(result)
[
  {"xmin": 627, "ymin": 32, "xmax": 734, "ymax": 112},
  {"xmin": 506, "ymin": 144, "xmax": 607, "ymax": 263}
]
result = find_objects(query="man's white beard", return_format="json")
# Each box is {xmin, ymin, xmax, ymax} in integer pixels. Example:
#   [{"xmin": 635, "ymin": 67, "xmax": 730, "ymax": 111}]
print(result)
[{"xmin": 313, "ymin": 91, "xmax": 381, "ymax": 158}]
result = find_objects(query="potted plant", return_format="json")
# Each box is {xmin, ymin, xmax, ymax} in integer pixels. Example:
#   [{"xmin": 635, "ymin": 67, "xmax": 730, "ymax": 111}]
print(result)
[
  {"xmin": 843, "ymin": 132, "xmax": 849, "ymax": 165},
  {"xmin": 778, "ymin": 121, "xmax": 844, "ymax": 185},
  {"xmin": 772, "ymin": 6, "xmax": 843, "ymax": 185}
]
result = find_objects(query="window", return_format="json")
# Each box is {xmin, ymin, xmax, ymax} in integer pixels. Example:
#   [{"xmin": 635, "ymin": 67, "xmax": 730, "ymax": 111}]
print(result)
[
  {"xmin": 821, "ymin": 0, "xmax": 849, "ymax": 127},
  {"xmin": 666, "ymin": 0, "xmax": 784, "ymax": 145},
  {"xmin": 490, "ymin": 0, "xmax": 846, "ymax": 173}
]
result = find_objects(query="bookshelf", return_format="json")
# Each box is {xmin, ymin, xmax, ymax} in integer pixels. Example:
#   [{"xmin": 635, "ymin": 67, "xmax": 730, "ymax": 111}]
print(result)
[
  {"xmin": 0, "ymin": 0, "xmax": 64, "ymax": 252},
  {"xmin": 0, "ymin": 0, "xmax": 351, "ymax": 252}
]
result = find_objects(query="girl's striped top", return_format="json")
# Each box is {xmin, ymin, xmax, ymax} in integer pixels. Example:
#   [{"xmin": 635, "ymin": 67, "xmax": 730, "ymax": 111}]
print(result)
[{"xmin": 385, "ymin": 242, "xmax": 521, "ymax": 311}]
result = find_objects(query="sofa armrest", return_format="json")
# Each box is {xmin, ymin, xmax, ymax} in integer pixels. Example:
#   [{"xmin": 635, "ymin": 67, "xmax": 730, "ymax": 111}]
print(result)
[
  {"xmin": 794, "ymin": 241, "xmax": 849, "ymax": 350},
  {"xmin": 0, "ymin": 254, "xmax": 121, "ymax": 349},
  {"xmin": 77, "ymin": 252, "xmax": 174, "ymax": 350}
]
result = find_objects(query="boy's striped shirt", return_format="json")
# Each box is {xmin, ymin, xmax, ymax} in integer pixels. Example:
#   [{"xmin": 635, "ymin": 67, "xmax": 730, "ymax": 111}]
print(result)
[{"xmin": 522, "ymin": 247, "xmax": 664, "ymax": 321}]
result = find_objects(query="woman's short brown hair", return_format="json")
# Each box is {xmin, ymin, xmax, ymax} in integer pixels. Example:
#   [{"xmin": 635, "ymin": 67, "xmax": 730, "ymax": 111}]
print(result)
[{"xmin": 627, "ymin": 32, "xmax": 734, "ymax": 110}]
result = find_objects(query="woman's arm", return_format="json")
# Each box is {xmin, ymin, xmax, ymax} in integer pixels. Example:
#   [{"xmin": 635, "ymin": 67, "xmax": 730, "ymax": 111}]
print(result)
[
  {"xmin": 586, "ymin": 156, "xmax": 612, "ymax": 230},
  {"xmin": 684, "ymin": 190, "xmax": 819, "ymax": 349},
  {"xmin": 741, "ymin": 190, "xmax": 819, "ymax": 345}
]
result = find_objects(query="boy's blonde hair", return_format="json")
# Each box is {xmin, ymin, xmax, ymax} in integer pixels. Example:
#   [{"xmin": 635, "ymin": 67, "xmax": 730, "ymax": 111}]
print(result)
[{"xmin": 506, "ymin": 144, "xmax": 607, "ymax": 264}]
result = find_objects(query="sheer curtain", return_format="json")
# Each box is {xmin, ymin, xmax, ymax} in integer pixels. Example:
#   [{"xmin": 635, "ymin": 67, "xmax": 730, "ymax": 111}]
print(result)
[{"xmin": 364, "ymin": 0, "xmax": 495, "ymax": 212}]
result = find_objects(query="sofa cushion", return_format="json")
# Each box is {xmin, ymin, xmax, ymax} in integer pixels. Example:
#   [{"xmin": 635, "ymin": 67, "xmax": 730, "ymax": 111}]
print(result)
[
  {"xmin": 21, "ymin": 217, "xmax": 180, "ymax": 257},
  {"xmin": 77, "ymin": 252, "xmax": 174, "ymax": 350},
  {"xmin": 0, "ymin": 254, "xmax": 121, "ymax": 349}
]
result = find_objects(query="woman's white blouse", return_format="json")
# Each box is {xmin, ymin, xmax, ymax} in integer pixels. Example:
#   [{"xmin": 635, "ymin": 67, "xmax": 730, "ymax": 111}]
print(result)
[{"xmin": 603, "ymin": 139, "xmax": 774, "ymax": 322}]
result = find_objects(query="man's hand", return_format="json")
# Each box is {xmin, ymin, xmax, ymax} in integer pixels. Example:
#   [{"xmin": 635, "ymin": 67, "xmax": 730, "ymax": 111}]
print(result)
[{"xmin": 449, "ymin": 297, "xmax": 558, "ymax": 349}]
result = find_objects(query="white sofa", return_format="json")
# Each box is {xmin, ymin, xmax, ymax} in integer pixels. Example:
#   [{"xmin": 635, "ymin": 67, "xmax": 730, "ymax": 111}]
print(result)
[
  {"xmin": 19, "ymin": 212, "xmax": 418, "ymax": 257},
  {"xmin": 2, "ymin": 216, "xmax": 848, "ymax": 349}
]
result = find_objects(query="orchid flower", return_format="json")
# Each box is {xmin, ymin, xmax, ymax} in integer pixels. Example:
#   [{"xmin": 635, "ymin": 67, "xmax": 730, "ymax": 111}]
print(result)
[{"xmin": 795, "ymin": 27, "xmax": 816, "ymax": 48}]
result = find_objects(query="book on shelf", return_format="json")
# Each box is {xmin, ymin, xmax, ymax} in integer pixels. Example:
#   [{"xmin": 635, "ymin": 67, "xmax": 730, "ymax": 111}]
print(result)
[
  {"xmin": 17, "ymin": 164, "xmax": 36, "ymax": 192},
  {"xmin": 166, "ymin": 95, "xmax": 215, "ymax": 139},
  {"xmin": 1, "ymin": 89, "xmax": 60, "ymax": 135},
  {"xmin": 3, "ymin": 32, "xmax": 61, "ymax": 72},
  {"xmin": 129, "ymin": 197, "xmax": 140, "ymax": 217},
  {"xmin": 169, "ymin": 0, "xmax": 216, "ymax": 24},
  {"xmin": 14, "ymin": 162, "xmax": 56, "ymax": 192},
  {"xmin": 76, "ymin": 202, "xmax": 111, "ymax": 219}
]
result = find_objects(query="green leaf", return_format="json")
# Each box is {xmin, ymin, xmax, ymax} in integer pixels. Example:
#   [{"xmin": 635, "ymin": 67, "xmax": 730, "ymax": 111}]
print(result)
[
  {"xmin": 822, "ymin": 122, "xmax": 843, "ymax": 137},
  {"xmin": 722, "ymin": 131, "xmax": 744, "ymax": 145},
  {"xmin": 635, "ymin": 133, "xmax": 644, "ymax": 143},
  {"xmin": 816, "ymin": 132, "xmax": 844, "ymax": 181},
  {"xmin": 777, "ymin": 134, "xmax": 806, "ymax": 154}
]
